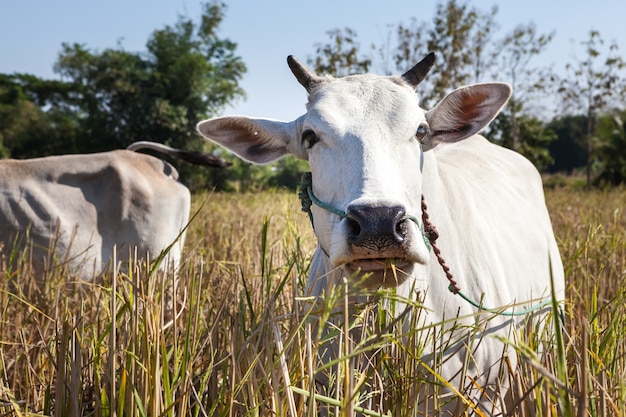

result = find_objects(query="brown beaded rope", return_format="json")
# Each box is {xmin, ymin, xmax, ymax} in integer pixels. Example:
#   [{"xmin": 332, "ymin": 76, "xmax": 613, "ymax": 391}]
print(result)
[{"xmin": 420, "ymin": 195, "xmax": 461, "ymax": 294}]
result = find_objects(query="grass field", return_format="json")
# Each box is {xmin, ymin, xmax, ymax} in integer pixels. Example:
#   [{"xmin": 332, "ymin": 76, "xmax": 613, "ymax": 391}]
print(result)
[{"xmin": 0, "ymin": 185, "xmax": 624, "ymax": 416}]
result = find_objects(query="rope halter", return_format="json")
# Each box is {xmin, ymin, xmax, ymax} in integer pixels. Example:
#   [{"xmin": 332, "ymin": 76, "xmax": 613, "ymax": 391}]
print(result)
[{"xmin": 298, "ymin": 172, "xmax": 431, "ymax": 249}]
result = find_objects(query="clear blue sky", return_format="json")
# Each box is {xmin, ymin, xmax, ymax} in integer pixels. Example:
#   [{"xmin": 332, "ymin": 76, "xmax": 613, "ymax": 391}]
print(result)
[{"xmin": 1, "ymin": 1, "xmax": 625, "ymax": 122}]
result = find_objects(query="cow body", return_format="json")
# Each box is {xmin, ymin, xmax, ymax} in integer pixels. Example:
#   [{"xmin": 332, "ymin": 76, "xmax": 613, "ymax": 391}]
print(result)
[
  {"xmin": 197, "ymin": 54, "xmax": 565, "ymax": 414},
  {"xmin": 0, "ymin": 143, "xmax": 223, "ymax": 279}
]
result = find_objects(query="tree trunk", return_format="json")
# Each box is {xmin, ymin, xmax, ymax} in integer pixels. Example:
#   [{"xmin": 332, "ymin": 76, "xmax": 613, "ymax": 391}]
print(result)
[{"xmin": 586, "ymin": 111, "xmax": 593, "ymax": 187}]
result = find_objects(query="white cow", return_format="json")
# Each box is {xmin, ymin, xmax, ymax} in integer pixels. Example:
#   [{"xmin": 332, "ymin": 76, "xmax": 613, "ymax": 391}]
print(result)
[
  {"xmin": 0, "ymin": 141, "xmax": 229, "ymax": 280},
  {"xmin": 197, "ymin": 54, "xmax": 565, "ymax": 415}
]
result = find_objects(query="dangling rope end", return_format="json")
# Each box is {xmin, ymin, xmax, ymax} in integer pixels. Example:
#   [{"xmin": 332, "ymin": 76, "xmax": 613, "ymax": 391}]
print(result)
[{"xmin": 448, "ymin": 283, "xmax": 460, "ymax": 295}]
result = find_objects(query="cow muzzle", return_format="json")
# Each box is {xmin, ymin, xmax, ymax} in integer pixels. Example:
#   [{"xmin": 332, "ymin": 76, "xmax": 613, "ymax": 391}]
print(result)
[
  {"xmin": 346, "ymin": 204, "xmax": 408, "ymax": 249},
  {"xmin": 298, "ymin": 173, "xmax": 429, "ymax": 287},
  {"xmin": 341, "ymin": 203, "xmax": 419, "ymax": 287}
]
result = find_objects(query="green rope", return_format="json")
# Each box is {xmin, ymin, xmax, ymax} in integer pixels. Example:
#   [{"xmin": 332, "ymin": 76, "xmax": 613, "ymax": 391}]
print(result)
[
  {"xmin": 298, "ymin": 172, "xmax": 348, "ymax": 222},
  {"xmin": 452, "ymin": 286, "xmax": 553, "ymax": 316},
  {"xmin": 297, "ymin": 172, "xmax": 552, "ymax": 317}
]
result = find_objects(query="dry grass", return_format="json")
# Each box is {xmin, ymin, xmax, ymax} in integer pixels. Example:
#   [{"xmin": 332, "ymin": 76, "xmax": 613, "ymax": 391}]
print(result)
[
  {"xmin": 0, "ymin": 186, "xmax": 624, "ymax": 416},
  {"xmin": 546, "ymin": 187, "xmax": 626, "ymax": 416}
]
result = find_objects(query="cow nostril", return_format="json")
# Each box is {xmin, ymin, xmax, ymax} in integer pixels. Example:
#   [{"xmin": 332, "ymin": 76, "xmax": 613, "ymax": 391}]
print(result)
[
  {"xmin": 347, "ymin": 217, "xmax": 362, "ymax": 239},
  {"xmin": 396, "ymin": 218, "xmax": 407, "ymax": 238}
]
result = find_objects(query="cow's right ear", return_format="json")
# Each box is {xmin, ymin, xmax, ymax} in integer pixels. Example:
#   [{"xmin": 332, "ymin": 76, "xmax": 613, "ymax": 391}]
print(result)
[
  {"xmin": 422, "ymin": 83, "xmax": 511, "ymax": 151},
  {"xmin": 197, "ymin": 117, "xmax": 302, "ymax": 164}
]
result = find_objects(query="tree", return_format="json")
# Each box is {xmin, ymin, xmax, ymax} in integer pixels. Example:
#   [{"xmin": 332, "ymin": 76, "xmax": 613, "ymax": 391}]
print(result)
[
  {"xmin": 594, "ymin": 111, "xmax": 626, "ymax": 185},
  {"xmin": 489, "ymin": 112, "xmax": 556, "ymax": 170},
  {"xmin": 388, "ymin": 1, "xmax": 498, "ymax": 107},
  {"xmin": 144, "ymin": 2, "xmax": 246, "ymax": 190},
  {"xmin": 269, "ymin": 157, "xmax": 311, "ymax": 190},
  {"xmin": 494, "ymin": 23, "xmax": 554, "ymax": 152},
  {"xmin": 515, "ymin": 117, "xmax": 556, "ymax": 170},
  {"xmin": 390, "ymin": 17, "xmax": 426, "ymax": 76},
  {"xmin": 424, "ymin": 0, "xmax": 498, "ymax": 104},
  {"xmin": 547, "ymin": 115, "xmax": 588, "ymax": 174},
  {"xmin": 53, "ymin": 45, "xmax": 150, "ymax": 153},
  {"xmin": 0, "ymin": 74, "xmax": 78, "ymax": 158},
  {"xmin": 310, "ymin": 28, "xmax": 372, "ymax": 76},
  {"xmin": 557, "ymin": 30, "xmax": 626, "ymax": 186}
]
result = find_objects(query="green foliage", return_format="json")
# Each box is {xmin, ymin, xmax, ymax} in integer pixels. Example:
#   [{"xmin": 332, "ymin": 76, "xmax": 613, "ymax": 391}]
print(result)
[
  {"xmin": 268, "ymin": 157, "xmax": 310, "ymax": 190},
  {"xmin": 517, "ymin": 117, "xmax": 557, "ymax": 170},
  {"xmin": 218, "ymin": 157, "xmax": 274, "ymax": 192},
  {"xmin": 490, "ymin": 112, "xmax": 557, "ymax": 170},
  {"xmin": 0, "ymin": 74, "xmax": 79, "ymax": 157},
  {"xmin": 557, "ymin": 29, "xmax": 626, "ymax": 185},
  {"xmin": 199, "ymin": 155, "xmax": 310, "ymax": 192},
  {"xmin": 547, "ymin": 115, "xmax": 588, "ymax": 174},
  {"xmin": 495, "ymin": 23, "xmax": 554, "ymax": 96},
  {"xmin": 593, "ymin": 111, "xmax": 626, "ymax": 185}
]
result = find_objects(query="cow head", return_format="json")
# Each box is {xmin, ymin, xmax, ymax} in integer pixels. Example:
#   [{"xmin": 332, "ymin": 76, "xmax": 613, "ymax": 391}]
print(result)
[{"xmin": 197, "ymin": 54, "xmax": 511, "ymax": 289}]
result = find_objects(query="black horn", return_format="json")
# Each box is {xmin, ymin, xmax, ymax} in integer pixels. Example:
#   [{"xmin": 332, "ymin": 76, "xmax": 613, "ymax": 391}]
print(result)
[
  {"xmin": 287, "ymin": 55, "xmax": 322, "ymax": 93},
  {"xmin": 402, "ymin": 52, "xmax": 436, "ymax": 88}
]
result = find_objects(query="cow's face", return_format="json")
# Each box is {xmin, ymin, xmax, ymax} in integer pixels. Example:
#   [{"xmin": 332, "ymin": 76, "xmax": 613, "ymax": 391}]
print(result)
[
  {"xmin": 197, "ymin": 54, "xmax": 511, "ymax": 289},
  {"xmin": 297, "ymin": 71, "xmax": 431, "ymax": 288}
]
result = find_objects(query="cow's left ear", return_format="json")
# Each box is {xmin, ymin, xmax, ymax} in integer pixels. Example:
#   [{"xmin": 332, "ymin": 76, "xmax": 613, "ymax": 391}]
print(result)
[
  {"xmin": 197, "ymin": 116, "xmax": 303, "ymax": 164},
  {"xmin": 422, "ymin": 83, "xmax": 511, "ymax": 151}
]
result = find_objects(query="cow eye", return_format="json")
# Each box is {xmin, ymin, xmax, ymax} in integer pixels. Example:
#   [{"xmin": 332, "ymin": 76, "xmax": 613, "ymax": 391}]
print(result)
[
  {"xmin": 302, "ymin": 129, "xmax": 320, "ymax": 149},
  {"xmin": 415, "ymin": 122, "xmax": 429, "ymax": 141}
]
